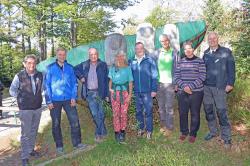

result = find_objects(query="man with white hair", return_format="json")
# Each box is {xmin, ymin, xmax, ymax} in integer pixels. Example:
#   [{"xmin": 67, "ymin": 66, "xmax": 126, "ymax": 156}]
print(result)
[
  {"xmin": 152, "ymin": 34, "xmax": 180, "ymax": 137},
  {"xmin": 203, "ymin": 32, "xmax": 235, "ymax": 149},
  {"xmin": 10, "ymin": 55, "xmax": 43, "ymax": 166}
]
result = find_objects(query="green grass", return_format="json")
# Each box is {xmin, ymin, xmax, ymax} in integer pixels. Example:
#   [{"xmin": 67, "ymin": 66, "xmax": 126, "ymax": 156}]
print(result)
[{"xmin": 32, "ymin": 97, "xmax": 250, "ymax": 166}]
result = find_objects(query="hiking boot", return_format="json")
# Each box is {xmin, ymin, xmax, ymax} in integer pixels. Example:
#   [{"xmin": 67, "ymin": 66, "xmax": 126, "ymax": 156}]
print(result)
[
  {"xmin": 179, "ymin": 135, "xmax": 187, "ymax": 142},
  {"xmin": 224, "ymin": 140, "xmax": 232, "ymax": 150},
  {"xmin": 120, "ymin": 131, "xmax": 126, "ymax": 143},
  {"xmin": 146, "ymin": 132, "xmax": 152, "ymax": 140},
  {"xmin": 115, "ymin": 132, "xmax": 121, "ymax": 143},
  {"xmin": 204, "ymin": 133, "xmax": 216, "ymax": 141},
  {"xmin": 56, "ymin": 147, "xmax": 64, "ymax": 155},
  {"xmin": 22, "ymin": 159, "xmax": 29, "ymax": 166},
  {"xmin": 188, "ymin": 136, "xmax": 196, "ymax": 143},
  {"xmin": 159, "ymin": 127, "xmax": 166, "ymax": 134},
  {"xmin": 30, "ymin": 150, "xmax": 41, "ymax": 158}
]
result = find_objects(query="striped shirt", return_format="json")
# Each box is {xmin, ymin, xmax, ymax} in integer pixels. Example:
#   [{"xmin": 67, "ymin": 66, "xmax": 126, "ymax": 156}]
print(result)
[{"xmin": 174, "ymin": 56, "xmax": 206, "ymax": 91}]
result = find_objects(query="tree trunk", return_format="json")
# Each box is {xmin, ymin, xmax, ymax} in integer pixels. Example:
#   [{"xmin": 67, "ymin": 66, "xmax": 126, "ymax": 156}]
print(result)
[{"xmin": 70, "ymin": 20, "xmax": 77, "ymax": 47}]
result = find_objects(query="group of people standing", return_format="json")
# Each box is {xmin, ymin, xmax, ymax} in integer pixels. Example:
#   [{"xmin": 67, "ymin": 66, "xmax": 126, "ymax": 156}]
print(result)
[{"xmin": 9, "ymin": 31, "xmax": 235, "ymax": 166}]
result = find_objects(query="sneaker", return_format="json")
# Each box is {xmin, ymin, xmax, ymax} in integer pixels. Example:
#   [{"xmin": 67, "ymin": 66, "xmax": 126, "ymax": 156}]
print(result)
[
  {"xmin": 188, "ymin": 136, "xmax": 196, "ymax": 143},
  {"xmin": 163, "ymin": 128, "xmax": 173, "ymax": 137},
  {"xmin": 22, "ymin": 159, "xmax": 29, "ymax": 166},
  {"xmin": 146, "ymin": 132, "xmax": 152, "ymax": 140},
  {"xmin": 204, "ymin": 133, "xmax": 216, "ymax": 141},
  {"xmin": 30, "ymin": 150, "xmax": 41, "ymax": 158},
  {"xmin": 137, "ymin": 129, "xmax": 144, "ymax": 137},
  {"xmin": 74, "ymin": 143, "xmax": 88, "ymax": 150},
  {"xmin": 224, "ymin": 140, "xmax": 232, "ymax": 149},
  {"xmin": 179, "ymin": 135, "xmax": 187, "ymax": 142},
  {"xmin": 56, "ymin": 147, "xmax": 64, "ymax": 155},
  {"xmin": 159, "ymin": 127, "xmax": 166, "ymax": 133}
]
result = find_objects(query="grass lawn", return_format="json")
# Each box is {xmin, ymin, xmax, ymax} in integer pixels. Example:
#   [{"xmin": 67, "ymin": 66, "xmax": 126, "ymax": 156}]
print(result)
[{"xmin": 33, "ymin": 97, "xmax": 250, "ymax": 166}]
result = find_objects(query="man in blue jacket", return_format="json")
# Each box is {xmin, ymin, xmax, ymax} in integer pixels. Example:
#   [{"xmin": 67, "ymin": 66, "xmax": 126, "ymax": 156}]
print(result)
[
  {"xmin": 44, "ymin": 48, "xmax": 85, "ymax": 155},
  {"xmin": 130, "ymin": 42, "xmax": 158, "ymax": 139},
  {"xmin": 74, "ymin": 48, "xmax": 108, "ymax": 143},
  {"xmin": 203, "ymin": 32, "xmax": 235, "ymax": 149}
]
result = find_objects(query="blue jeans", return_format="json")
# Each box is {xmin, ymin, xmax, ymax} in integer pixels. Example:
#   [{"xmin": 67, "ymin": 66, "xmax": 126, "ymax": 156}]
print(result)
[
  {"xmin": 86, "ymin": 90, "xmax": 107, "ymax": 137},
  {"xmin": 135, "ymin": 92, "xmax": 153, "ymax": 132},
  {"xmin": 50, "ymin": 100, "xmax": 82, "ymax": 148}
]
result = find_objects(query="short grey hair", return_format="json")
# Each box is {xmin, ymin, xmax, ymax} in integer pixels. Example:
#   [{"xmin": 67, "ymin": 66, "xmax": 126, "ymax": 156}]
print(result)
[
  {"xmin": 182, "ymin": 41, "xmax": 193, "ymax": 49},
  {"xmin": 159, "ymin": 34, "xmax": 170, "ymax": 41},
  {"xmin": 23, "ymin": 54, "xmax": 37, "ymax": 63}
]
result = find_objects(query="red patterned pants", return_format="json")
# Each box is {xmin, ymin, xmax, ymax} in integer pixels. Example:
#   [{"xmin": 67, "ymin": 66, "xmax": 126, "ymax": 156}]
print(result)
[{"xmin": 111, "ymin": 91, "xmax": 129, "ymax": 132}]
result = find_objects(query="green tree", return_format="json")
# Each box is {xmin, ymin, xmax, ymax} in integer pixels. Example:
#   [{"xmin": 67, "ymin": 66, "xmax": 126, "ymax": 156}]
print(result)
[{"xmin": 145, "ymin": 5, "xmax": 176, "ymax": 28}]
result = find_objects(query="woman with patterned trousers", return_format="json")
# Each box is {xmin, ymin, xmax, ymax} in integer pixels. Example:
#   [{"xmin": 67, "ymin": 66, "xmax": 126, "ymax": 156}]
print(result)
[{"xmin": 109, "ymin": 51, "xmax": 133, "ymax": 143}]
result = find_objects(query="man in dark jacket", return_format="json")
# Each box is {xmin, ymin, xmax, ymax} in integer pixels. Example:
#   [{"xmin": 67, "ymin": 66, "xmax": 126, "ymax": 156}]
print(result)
[
  {"xmin": 74, "ymin": 48, "xmax": 109, "ymax": 143},
  {"xmin": 129, "ymin": 42, "xmax": 158, "ymax": 139},
  {"xmin": 9, "ymin": 55, "xmax": 43, "ymax": 166},
  {"xmin": 203, "ymin": 32, "xmax": 235, "ymax": 149}
]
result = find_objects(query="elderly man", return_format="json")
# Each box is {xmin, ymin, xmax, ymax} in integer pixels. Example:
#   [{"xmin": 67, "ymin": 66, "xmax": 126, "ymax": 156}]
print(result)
[
  {"xmin": 74, "ymin": 48, "xmax": 109, "ymax": 143},
  {"xmin": 44, "ymin": 48, "xmax": 85, "ymax": 155},
  {"xmin": 9, "ymin": 55, "xmax": 43, "ymax": 166},
  {"xmin": 152, "ymin": 34, "xmax": 180, "ymax": 137},
  {"xmin": 203, "ymin": 32, "xmax": 235, "ymax": 149},
  {"xmin": 129, "ymin": 42, "xmax": 158, "ymax": 139}
]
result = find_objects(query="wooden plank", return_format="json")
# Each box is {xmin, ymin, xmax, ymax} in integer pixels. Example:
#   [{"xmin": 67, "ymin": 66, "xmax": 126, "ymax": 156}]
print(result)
[{"xmin": 36, "ymin": 145, "xmax": 96, "ymax": 166}]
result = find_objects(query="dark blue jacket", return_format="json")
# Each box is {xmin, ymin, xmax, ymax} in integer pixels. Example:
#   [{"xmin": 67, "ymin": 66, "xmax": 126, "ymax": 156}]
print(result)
[
  {"xmin": 44, "ymin": 61, "xmax": 77, "ymax": 104},
  {"xmin": 74, "ymin": 59, "xmax": 109, "ymax": 99},
  {"xmin": 203, "ymin": 45, "xmax": 235, "ymax": 89},
  {"xmin": 129, "ymin": 55, "xmax": 158, "ymax": 93}
]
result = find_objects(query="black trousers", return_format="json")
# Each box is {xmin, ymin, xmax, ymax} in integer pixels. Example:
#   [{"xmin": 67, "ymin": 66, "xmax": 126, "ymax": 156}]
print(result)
[{"xmin": 177, "ymin": 90, "xmax": 204, "ymax": 137}]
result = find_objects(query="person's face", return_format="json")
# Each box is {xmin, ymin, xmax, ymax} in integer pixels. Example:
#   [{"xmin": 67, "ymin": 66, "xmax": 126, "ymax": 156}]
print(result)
[
  {"xmin": 24, "ymin": 58, "xmax": 36, "ymax": 74},
  {"xmin": 208, "ymin": 33, "xmax": 219, "ymax": 48},
  {"xmin": 160, "ymin": 37, "xmax": 170, "ymax": 49},
  {"xmin": 89, "ymin": 48, "xmax": 99, "ymax": 63},
  {"xmin": 116, "ymin": 54, "xmax": 125, "ymax": 65},
  {"xmin": 56, "ymin": 50, "xmax": 67, "ymax": 63},
  {"xmin": 135, "ymin": 43, "xmax": 145, "ymax": 57},
  {"xmin": 184, "ymin": 44, "xmax": 194, "ymax": 58}
]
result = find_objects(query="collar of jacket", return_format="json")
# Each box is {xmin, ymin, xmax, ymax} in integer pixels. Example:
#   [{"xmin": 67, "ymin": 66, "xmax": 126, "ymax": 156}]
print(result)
[
  {"xmin": 206, "ymin": 45, "xmax": 222, "ymax": 54},
  {"xmin": 86, "ymin": 59, "xmax": 102, "ymax": 67},
  {"xmin": 133, "ymin": 54, "xmax": 149, "ymax": 62}
]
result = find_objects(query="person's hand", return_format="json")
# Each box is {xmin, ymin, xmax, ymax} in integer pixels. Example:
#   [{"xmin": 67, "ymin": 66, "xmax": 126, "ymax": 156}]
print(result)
[
  {"xmin": 126, "ymin": 94, "xmax": 132, "ymax": 105},
  {"xmin": 71, "ymin": 99, "xmax": 76, "ymax": 107},
  {"xmin": 225, "ymin": 85, "xmax": 233, "ymax": 93},
  {"xmin": 105, "ymin": 97, "xmax": 110, "ymax": 102},
  {"xmin": 80, "ymin": 78, "xmax": 85, "ymax": 83},
  {"xmin": 151, "ymin": 92, "xmax": 157, "ymax": 98},
  {"xmin": 48, "ymin": 103, "xmax": 54, "ymax": 110},
  {"xmin": 174, "ymin": 85, "xmax": 178, "ymax": 92},
  {"xmin": 184, "ymin": 86, "xmax": 192, "ymax": 94},
  {"xmin": 109, "ymin": 89, "xmax": 114, "ymax": 94}
]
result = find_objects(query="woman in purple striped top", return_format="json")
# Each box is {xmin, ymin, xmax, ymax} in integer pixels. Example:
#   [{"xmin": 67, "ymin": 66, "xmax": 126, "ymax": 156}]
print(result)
[{"xmin": 174, "ymin": 41, "xmax": 206, "ymax": 143}]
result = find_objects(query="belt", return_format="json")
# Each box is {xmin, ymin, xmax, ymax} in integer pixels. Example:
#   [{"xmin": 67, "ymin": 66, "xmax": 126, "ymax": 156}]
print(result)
[{"xmin": 88, "ymin": 88, "xmax": 98, "ymax": 91}]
